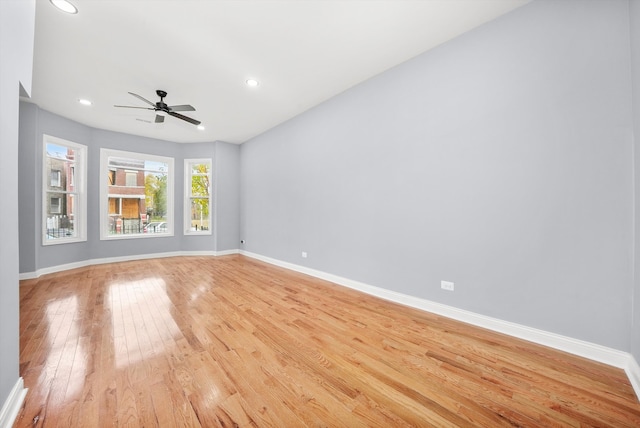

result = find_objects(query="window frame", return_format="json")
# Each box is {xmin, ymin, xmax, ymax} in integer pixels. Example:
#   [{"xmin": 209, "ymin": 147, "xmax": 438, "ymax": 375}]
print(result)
[
  {"xmin": 184, "ymin": 158, "xmax": 212, "ymax": 236},
  {"xmin": 100, "ymin": 148, "xmax": 174, "ymax": 240},
  {"xmin": 42, "ymin": 135, "xmax": 87, "ymax": 246}
]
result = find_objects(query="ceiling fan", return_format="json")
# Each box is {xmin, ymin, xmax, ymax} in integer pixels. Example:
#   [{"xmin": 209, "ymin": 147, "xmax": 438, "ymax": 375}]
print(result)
[{"xmin": 114, "ymin": 90, "xmax": 201, "ymax": 125}]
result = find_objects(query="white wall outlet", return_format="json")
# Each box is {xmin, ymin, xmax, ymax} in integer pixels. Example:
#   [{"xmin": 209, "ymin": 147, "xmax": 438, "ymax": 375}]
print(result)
[
  {"xmin": 441, "ymin": 280, "xmax": 454, "ymax": 291},
  {"xmin": 301, "ymin": 251, "xmax": 308, "ymax": 258}
]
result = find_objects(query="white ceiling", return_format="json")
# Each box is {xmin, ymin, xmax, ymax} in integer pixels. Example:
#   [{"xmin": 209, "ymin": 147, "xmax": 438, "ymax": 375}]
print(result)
[{"xmin": 26, "ymin": 0, "xmax": 530, "ymax": 144}]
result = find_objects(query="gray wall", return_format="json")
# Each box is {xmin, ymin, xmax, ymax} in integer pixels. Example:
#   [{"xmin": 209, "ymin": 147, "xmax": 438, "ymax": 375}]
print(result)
[
  {"xmin": 23, "ymin": 106, "xmax": 94, "ymax": 268},
  {"xmin": 18, "ymin": 105, "xmax": 240, "ymax": 272},
  {"xmin": 214, "ymin": 142, "xmax": 241, "ymax": 251},
  {"xmin": 240, "ymin": 0, "xmax": 635, "ymax": 351},
  {"xmin": 181, "ymin": 142, "xmax": 217, "ymax": 252},
  {"xmin": 18, "ymin": 102, "xmax": 38, "ymax": 274},
  {"xmin": 631, "ymin": 0, "xmax": 640, "ymax": 362},
  {"xmin": 179, "ymin": 140, "xmax": 239, "ymax": 253},
  {"xmin": 1, "ymin": 0, "xmax": 35, "ymax": 412}
]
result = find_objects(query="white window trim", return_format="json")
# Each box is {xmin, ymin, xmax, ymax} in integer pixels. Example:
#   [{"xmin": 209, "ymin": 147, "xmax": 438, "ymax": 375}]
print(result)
[
  {"xmin": 100, "ymin": 148, "xmax": 174, "ymax": 240},
  {"xmin": 184, "ymin": 158, "xmax": 212, "ymax": 236},
  {"xmin": 42, "ymin": 135, "xmax": 87, "ymax": 246}
]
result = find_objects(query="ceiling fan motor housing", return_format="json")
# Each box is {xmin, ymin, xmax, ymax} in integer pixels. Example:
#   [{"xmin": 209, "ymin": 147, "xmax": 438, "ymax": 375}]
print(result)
[{"xmin": 155, "ymin": 90, "xmax": 169, "ymax": 111}]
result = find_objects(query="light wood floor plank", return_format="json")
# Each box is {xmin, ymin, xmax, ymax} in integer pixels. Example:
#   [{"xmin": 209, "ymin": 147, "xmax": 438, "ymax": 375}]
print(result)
[{"xmin": 14, "ymin": 255, "xmax": 640, "ymax": 427}]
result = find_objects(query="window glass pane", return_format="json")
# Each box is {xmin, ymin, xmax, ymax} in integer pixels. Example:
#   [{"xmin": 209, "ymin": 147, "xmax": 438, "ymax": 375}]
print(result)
[
  {"xmin": 45, "ymin": 143, "xmax": 75, "ymax": 192},
  {"xmin": 67, "ymin": 194, "xmax": 75, "ymax": 218},
  {"xmin": 144, "ymin": 171, "xmax": 168, "ymax": 222},
  {"xmin": 191, "ymin": 173, "xmax": 209, "ymax": 197},
  {"xmin": 50, "ymin": 170, "xmax": 61, "ymax": 187},
  {"xmin": 108, "ymin": 198, "xmax": 119, "ymax": 215},
  {"xmin": 105, "ymin": 153, "xmax": 171, "ymax": 237},
  {"xmin": 190, "ymin": 163, "xmax": 210, "ymax": 174},
  {"xmin": 45, "ymin": 214, "xmax": 76, "ymax": 239},
  {"xmin": 184, "ymin": 159, "xmax": 211, "ymax": 235},
  {"xmin": 45, "ymin": 194, "xmax": 77, "ymax": 240},
  {"xmin": 50, "ymin": 196, "xmax": 61, "ymax": 213},
  {"xmin": 189, "ymin": 198, "xmax": 210, "ymax": 231},
  {"xmin": 43, "ymin": 137, "xmax": 85, "ymax": 245}
]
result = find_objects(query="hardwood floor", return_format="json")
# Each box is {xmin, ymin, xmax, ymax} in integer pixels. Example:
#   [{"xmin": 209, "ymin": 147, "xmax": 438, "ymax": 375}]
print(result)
[{"xmin": 15, "ymin": 255, "xmax": 640, "ymax": 427}]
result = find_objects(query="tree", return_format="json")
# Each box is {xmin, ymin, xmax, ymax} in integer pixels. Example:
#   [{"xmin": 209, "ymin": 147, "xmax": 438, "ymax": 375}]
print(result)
[
  {"xmin": 154, "ymin": 174, "xmax": 167, "ymax": 217},
  {"xmin": 145, "ymin": 173, "xmax": 167, "ymax": 219},
  {"xmin": 191, "ymin": 163, "xmax": 210, "ymax": 218},
  {"xmin": 144, "ymin": 174, "xmax": 156, "ymax": 212},
  {"xmin": 189, "ymin": 163, "xmax": 210, "ymax": 229}
]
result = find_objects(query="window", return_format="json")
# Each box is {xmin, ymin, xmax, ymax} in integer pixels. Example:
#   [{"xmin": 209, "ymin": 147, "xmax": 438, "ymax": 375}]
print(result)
[
  {"xmin": 50, "ymin": 170, "xmax": 61, "ymax": 187},
  {"xmin": 184, "ymin": 159, "xmax": 212, "ymax": 235},
  {"xmin": 100, "ymin": 148, "xmax": 174, "ymax": 239},
  {"xmin": 109, "ymin": 197, "xmax": 121, "ymax": 215},
  {"xmin": 43, "ymin": 135, "xmax": 87, "ymax": 245},
  {"xmin": 50, "ymin": 197, "xmax": 61, "ymax": 214},
  {"xmin": 125, "ymin": 171, "xmax": 137, "ymax": 187}
]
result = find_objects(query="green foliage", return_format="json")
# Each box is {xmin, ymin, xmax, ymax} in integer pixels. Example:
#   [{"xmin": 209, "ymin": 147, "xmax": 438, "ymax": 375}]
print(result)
[
  {"xmin": 145, "ymin": 173, "xmax": 167, "ymax": 218},
  {"xmin": 191, "ymin": 164, "xmax": 210, "ymax": 217}
]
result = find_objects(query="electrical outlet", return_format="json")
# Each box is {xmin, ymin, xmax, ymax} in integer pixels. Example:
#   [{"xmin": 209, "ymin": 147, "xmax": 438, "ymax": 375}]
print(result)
[
  {"xmin": 301, "ymin": 251, "xmax": 308, "ymax": 258},
  {"xmin": 441, "ymin": 280, "xmax": 454, "ymax": 291}
]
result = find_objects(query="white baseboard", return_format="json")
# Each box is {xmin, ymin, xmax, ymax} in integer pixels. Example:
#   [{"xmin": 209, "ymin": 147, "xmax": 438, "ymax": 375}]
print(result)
[
  {"xmin": 0, "ymin": 378, "xmax": 27, "ymax": 428},
  {"xmin": 214, "ymin": 249, "xmax": 241, "ymax": 256},
  {"xmin": 627, "ymin": 357, "xmax": 640, "ymax": 401},
  {"xmin": 19, "ymin": 249, "xmax": 240, "ymax": 280},
  {"xmin": 240, "ymin": 250, "xmax": 640, "ymax": 400}
]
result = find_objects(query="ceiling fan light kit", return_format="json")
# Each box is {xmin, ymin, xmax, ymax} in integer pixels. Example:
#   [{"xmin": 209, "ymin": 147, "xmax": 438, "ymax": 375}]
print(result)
[{"xmin": 114, "ymin": 90, "xmax": 201, "ymax": 126}]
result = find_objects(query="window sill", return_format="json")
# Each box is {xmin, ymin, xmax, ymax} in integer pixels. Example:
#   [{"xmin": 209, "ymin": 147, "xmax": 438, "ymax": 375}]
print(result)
[
  {"xmin": 42, "ymin": 237, "xmax": 86, "ymax": 246},
  {"xmin": 184, "ymin": 231, "xmax": 213, "ymax": 236},
  {"xmin": 100, "ymin": 232, "xmax": 174, "ymax": 241}
]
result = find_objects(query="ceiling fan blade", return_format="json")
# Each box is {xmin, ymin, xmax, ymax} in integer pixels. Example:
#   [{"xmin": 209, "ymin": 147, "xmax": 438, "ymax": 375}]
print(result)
[
  {"xmin": 136, "ymin": 118, "xmax": 152, "ymax": 123},
  {"xmin": 168, "ymin": 104, "xmax": 196, "ymax": 112},
  {"xmin": 155, "ymin": 114, "xmax": 165, "ymax": 123},
  {"xmin": 114, "ymin": 105, "xmax": 154, "ymax": 110},
  {"xmin": 168, "ymin": 111, "xmax": 201, "ymax": 126},
  {"xmin": 128, "ymin": 92, "xmax": 156, "ymax": 107}
]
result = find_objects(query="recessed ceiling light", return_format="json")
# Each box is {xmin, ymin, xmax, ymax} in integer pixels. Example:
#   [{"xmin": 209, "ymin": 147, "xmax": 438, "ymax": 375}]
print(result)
[
  {"xmin": 50, "ymin": 0, "xmax": 78, "ymax": 14},
  {"xmin": 197, "ymin": 125, "xmax": 205, "ymax": 131},
  {"xmin": 246, "ymin": 79, "xmax": 259, "ymax": 87},
  {"xmin": 78, "ymin": 98, "xmax": 92, "ymax": 106}
]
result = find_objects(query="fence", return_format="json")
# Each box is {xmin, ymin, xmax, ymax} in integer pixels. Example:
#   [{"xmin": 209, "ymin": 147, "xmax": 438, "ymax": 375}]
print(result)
[
  {"xmin": 109, "ymin": 218, "xmax": 144, "ymax": 234},
  {"xmin": 46, "ymin": 215, "xmax": 74, "ymax": 239}
]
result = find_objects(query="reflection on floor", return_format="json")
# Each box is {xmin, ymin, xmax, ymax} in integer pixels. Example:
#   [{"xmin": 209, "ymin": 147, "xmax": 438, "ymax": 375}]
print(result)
[{"xmin": 16, "ymin": 255, "xmax": 640, "ymax": 427}]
